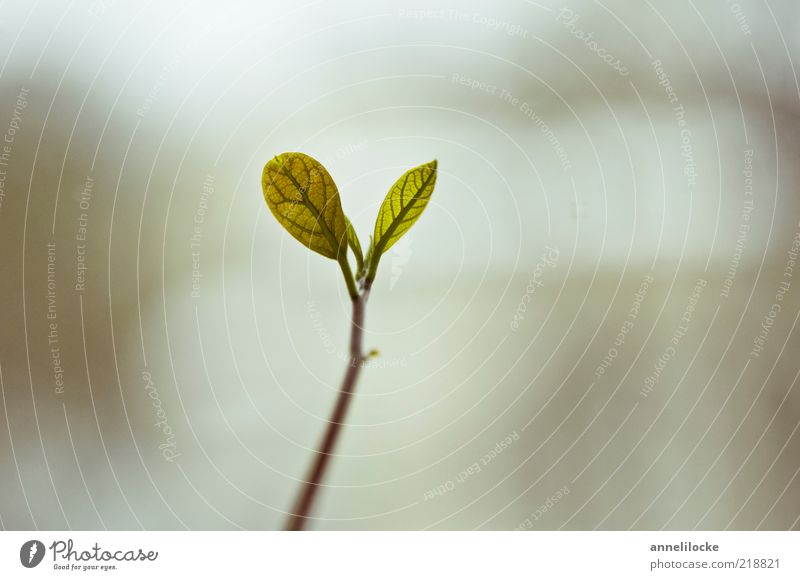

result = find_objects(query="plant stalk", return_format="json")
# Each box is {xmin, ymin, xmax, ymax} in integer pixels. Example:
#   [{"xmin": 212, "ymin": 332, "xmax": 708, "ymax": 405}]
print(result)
[{"xmin": 285, "ymin": 288, "xmax": 368, "ymax": 531}]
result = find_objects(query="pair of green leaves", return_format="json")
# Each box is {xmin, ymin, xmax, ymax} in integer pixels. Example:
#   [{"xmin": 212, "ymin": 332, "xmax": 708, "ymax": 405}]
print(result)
[{"xmin": 261, "ymin": 152, "xmax": 438, "ymax": 292}]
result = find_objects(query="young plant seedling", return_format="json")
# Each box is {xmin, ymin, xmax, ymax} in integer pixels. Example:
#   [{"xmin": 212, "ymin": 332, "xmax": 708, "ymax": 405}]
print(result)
[{"xmin": 261, "ymin": 152, "xmax": 438, "ymax": 530}]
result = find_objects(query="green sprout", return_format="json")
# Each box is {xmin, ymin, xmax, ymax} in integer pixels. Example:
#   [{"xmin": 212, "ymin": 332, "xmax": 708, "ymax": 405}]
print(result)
[{"xmin": 261, "ymin": 152, "xmax": 438, "ymax": 530}]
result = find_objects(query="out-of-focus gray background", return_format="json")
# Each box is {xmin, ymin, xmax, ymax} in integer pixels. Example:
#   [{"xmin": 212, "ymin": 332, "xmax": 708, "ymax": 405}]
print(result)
[{"xmin": 1, "ymin": 0, "xmax": 799, "ymax": 530}]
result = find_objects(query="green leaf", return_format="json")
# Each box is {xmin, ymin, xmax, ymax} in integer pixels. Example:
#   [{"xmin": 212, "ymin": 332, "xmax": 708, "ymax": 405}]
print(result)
[
  {"xmin": 364, "ymin": 236, "xmax": 374, "ymax": 274},
  {"xmin": 261, "ymin": 152, "xmax": 348, "ymax": 260},
  {"xmin": 345, "ymin": 216, "xmax": 364, "ymax": 277},
  {"xmin": 367, "ymin": 159, "xmax": 437, "ymax": 281}
]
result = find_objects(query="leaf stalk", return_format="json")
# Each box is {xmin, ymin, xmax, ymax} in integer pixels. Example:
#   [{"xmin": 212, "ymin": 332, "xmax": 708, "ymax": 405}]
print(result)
[{"xmin": 285, "ymin": 286, "xmax": 369, "ymax": 530}]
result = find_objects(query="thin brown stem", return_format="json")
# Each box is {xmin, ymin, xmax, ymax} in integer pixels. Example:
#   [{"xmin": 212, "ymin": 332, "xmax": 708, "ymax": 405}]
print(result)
[{"xmin": 285, "ymin": 290, "xmax": 368, "ymax": 531}]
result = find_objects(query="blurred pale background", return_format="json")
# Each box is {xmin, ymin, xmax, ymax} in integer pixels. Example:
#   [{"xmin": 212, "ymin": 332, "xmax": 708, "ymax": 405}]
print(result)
[{"xmin": 1, "ymin": 0, "xmax": 799, "ymax": 530}]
